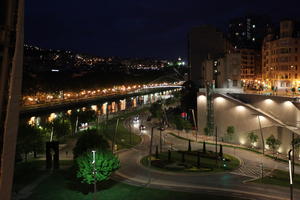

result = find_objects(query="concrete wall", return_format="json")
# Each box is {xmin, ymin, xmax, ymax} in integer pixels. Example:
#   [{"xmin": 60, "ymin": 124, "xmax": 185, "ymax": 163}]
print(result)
[
  {"xmin": 197, "ymin": 93, "xmax": 295, "ymax": 156},
  {"xmin": 231, "ymin": 94, "xmax": 300, "ymax": 126}
]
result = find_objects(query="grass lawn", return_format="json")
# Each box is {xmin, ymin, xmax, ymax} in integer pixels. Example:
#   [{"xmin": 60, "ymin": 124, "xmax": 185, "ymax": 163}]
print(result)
[
  {"xmin": 25, "ymin": 167, "xmax": 246, "ymax": 200},
  {"xmin": 141, "ymin": 151, "xmax": 240, "ymax": 173},
  {"xmin": 98, "ymin": 107, "xmax": 147, "ymax": 150},
  {"xmin": 253, "ymin": 169, "xmax": 300, "ymax": 189},
  {"xmin": 13, "ymin": 159, "xmax": 74, "ymax": 192},
  {"xmin": 102, "ymin": 119, "xmax": 141, "ymax": 149}
]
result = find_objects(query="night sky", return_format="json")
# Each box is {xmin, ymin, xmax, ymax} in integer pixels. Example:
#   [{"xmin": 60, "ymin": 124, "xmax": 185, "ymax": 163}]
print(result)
[{"xmin": 25, "ymin": 0, "xmax": 300, "ymax": 59}]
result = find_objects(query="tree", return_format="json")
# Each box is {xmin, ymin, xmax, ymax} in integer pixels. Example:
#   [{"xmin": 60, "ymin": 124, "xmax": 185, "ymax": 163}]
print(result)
[
  {"xmin": 69, "ymin": 109, "xmax": 79, "ymax": 134},
  {"xmin": 173, "ymin": 116, "xmax": 192, "ymax": 131},
  {"xmin": 17, "ymin": 123, "xmax": 45, "ymax": 161},
  {"xmin": 219, "ymin": 144, "xmax": 223, "ymax": 159},
  {"xmin": 68, "ymin": 109, "xmax": 97, "ymax": 134},
  {"xmin": 291, "ymin": 87, "xmax": 296, "ymax": 96},
  {"xmin": 271, "ymin": 85, "xmax": 275, "ymax": 95},
  {"xmin": 165, "ymin": 97, "xmax": 176, "ymax": 106},
  {"xmin": 266, "ymin": 135, "xmax": 281, "ymax": 155},
  {"xmin": 204, "ymin": 127, "xmax": 209, "ymax": 136},
  {"xmin": 292, "ymin": 137, "xmax": 300, "ymax": 157},
  {"xmin": 149, "ymin": 102, "xmax": 163, "ymax": 119},
  {"xmin": 73, "ymin": 129, "xmax": 109, "ymax": 158},
  {"xmin": 188, "ymin": 140, "xmax": 191, "ymax": 151},
  {"xmin": 226, "ymin": 126, "xmax": 235, "ymax": 142},
  {"xmin": 51, "ymin": 118, "xmax": 71, "ymax": 139},
  {"xmin": 76, "ymin": 150, "xmax": 120, "ymax": 184},
  {"xmin": 168, "ymin": 150, "xmax": 171, "ymax": 162},
  {"xmin": 79, "ymin": 110, "xmax": 97, "ymax": 124},
  {"xmin": 248, "ymin": 132, "xmax": 258, "ymax": 148},
  {"xmin": 292, "ymin": 137, "xmax": 300, "ymax": 149},
  {"xmin": 203, "ymin": 141, "xmax": 206, "ymax": 154}
]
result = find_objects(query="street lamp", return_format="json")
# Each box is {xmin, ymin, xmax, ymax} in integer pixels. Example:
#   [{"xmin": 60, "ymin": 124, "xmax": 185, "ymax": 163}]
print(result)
[
  {"xmin": 111, "ymin": 118, "xmax": 119, "ymax": 153},
  {"xmin": 92, "ymin": 150, "xmax": 97, "ymax": 200},
  {"xmin": 288, "ymin": 149, "xmax": 293, "ymax": 200},
  {"xmin": 252, "ymin": 114, "xmax": 265, "ymax": 179},
  {"xmin": 159, "ymin": 127, "xmax": 163, "ymax": 153},
  {"xmin": 147, "ymin": 125, "xmax": 158, "ymax": 185},
  {"xmin": 285, "ymin": 121, "xmax": 300, "ymax": 178},
  {"xmin": 189, "ymin": 108, "xmax": 198, "ymax": 141},
  {"xmin": 149, "ymin": 126, "xmax": 157, "ymax": 155}
]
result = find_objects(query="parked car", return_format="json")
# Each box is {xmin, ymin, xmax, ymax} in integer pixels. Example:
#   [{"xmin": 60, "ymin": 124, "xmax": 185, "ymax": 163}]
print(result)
[
  {"xmin": 157, "ymin": 127, "xmax": 165, "ymax": 131},
  {"xmin": 133, "ymin": 116, "xmax": 139, "ymax": 124},
  {"xmin": 139, "ymin": 124, "xmax": 146, "ymax": 130}
]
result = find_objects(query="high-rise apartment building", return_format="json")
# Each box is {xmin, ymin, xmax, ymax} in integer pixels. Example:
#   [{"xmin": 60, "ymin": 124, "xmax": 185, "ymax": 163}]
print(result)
[
  {"xmin": 188, "ymin": 25, "xmax": 233, "ymax": 87},
  {"xmin": 237, "ymin": 48, "xmax": 261, "ymax": 80},
  {"xmin": 262, "ymin": 20, "xmax": 300, "ymax": 89},
  {"xmin": 202, "ymin": 53, "xmax": 241, "ymax": 88},
  {"xmin": 228, "ymin": 15, "xmax": 272, "ymax": 49}
]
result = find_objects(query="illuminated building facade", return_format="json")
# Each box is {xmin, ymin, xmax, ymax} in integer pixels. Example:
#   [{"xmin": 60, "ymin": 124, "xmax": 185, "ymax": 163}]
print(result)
[
  {"xmin": 202, "ymin": 53, "xmax": 241, "ymax": 88},
  {"xmin": 237, "ymin": 48, "xmax": 261, "ymax": 80},
  {"xmin": 262, "ymin": 20, "xmax": 300, "ymax": 89}
]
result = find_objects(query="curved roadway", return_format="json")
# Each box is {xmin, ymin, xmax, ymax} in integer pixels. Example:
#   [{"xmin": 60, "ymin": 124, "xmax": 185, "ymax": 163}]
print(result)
[{"xmin": 113, "ymin": 116, "xmax": 300, "ymax": 200}]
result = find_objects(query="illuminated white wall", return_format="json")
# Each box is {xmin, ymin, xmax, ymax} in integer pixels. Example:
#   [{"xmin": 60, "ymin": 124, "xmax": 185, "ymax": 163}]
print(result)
[
  {"xmin": 197, "ymin": 93, "xmax": 295, "ymax": 154},
  {"xmin": 232, "ymin": 94, "xmax": 300, "ymax": 127},
  {"xmin": 197, "ymin": 93, "xmax": 207, "ymax": 133}
]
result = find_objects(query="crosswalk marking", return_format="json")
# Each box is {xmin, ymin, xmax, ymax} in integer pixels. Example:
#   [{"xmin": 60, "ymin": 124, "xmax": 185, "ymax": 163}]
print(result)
[{"xmin": 231, "ymin": 161, "xmax": 268, "ymax": 179}]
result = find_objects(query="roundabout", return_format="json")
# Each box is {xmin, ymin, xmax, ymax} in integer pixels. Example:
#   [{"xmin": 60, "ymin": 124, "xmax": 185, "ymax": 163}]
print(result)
[
  {"xmin": 140, "ymin": 150, "xmax": 240, "ymax": 173},
  {"xmin": 113, "ymin": 115, "xmax": 300, "ymax": 200}
]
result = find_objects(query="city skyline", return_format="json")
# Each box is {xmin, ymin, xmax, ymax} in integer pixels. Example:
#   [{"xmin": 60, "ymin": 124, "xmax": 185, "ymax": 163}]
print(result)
[
  {"xmin": 26, "ymin": 0, "xmax": 300, "ymax": 59},
  {"xmin": 2, "ymin": 1, "xmax": 300, "ymax": 200}
]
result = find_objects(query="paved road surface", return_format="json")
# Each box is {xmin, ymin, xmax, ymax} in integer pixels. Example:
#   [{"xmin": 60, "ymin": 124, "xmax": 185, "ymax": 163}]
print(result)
[{"xmin": 114, "ymin": 115, "xmax": 300, "ymax": 200}]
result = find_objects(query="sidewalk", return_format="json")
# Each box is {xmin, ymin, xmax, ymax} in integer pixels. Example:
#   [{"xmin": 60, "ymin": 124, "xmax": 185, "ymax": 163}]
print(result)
[
  {"xmin": 115, "ymin": 124, "xmax": 300, "ymax": 200},
  {"xmin": 166, "ymin": 128, "xmax": 300, "ymax": 165}
]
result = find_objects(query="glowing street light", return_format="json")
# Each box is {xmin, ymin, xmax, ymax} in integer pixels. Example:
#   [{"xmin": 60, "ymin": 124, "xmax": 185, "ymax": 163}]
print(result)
[
  {"xmin": 92, "ymin": 150, "xmax": 97, "ymax": 200},
  {"xmin": 289, "ymin": 149, "xmax": 293, "ymax": 200}
]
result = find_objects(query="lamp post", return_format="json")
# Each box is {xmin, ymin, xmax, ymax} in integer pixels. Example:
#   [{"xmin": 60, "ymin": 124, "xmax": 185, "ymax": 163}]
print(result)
[
  {"xmin": 215, "ymin": 126, "xmax": 218, "ymax": 166},
  {"xmin": 257, "ymin": 115, "xmax": 264, "ymax": 179},
  {"xmin": 159, "ymin": 128, "xmax": 162, "ymax": 153},
  {"xmin": 288, "ymin": 149, "xmax": 293, "ymax": 200},
  {"xmin": 285, "ymin": 121, "xmax": 300, "ymax": 179},
  {"xmin": 190, "ymin": 108, "xmax": 198, "ymax": 141},
  {"xmin": 147, "ymin": 125, "xmax": 157, "ymax": 185},
  {"xmin": 257, "ymin": 115, "xmax": 265, "ymax": 155},
  {"xmin": 129, "ymin": 121, "xmax": 132, "ymax": 145},
  {"xmin": 252, "ymin": 114, "xmax": 265, "ymax": 179},
  {"xmin": 149, "ymin": 126, "xmax": 156, "ymax": 155},
  {"xmin": 92, "ymin": 150, "xmax": 97, "ymax": 200},
  {"xmin": 112, "ymin": 118, "xmax": 119, "ymax": 153}
]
